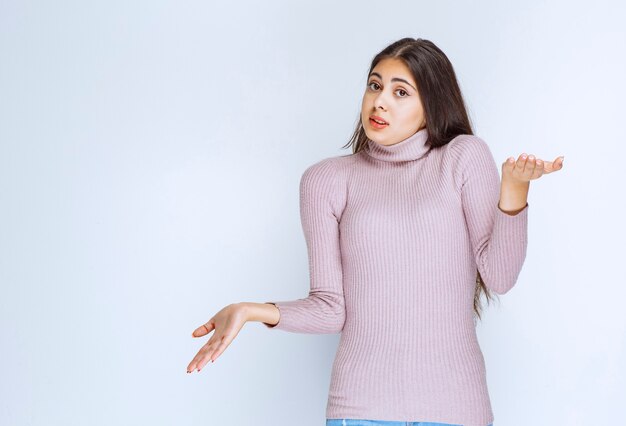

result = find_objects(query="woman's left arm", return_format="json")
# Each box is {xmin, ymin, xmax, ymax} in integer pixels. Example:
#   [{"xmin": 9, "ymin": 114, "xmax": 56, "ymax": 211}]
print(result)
[{"xmin": 498, "ymin": 153, "xmax": 565, "ymax": 215}]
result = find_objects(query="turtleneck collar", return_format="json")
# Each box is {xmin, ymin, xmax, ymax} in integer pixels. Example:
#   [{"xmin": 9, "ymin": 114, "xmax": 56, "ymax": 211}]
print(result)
[{"xmin": 364, "ymin": 127, "xmax": 430, "ymax": 162}]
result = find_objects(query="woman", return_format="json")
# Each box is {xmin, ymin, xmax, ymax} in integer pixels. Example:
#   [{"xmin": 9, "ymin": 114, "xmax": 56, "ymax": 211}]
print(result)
[{"xmin": 186, "ymin": 38, "xmax": 564, "ymax": 426}]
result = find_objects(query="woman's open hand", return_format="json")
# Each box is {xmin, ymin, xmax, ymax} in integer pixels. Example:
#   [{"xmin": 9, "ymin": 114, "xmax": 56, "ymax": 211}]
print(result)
[
  {"xmin": 502, "ymin": 153, "xmax": 565, "ymax": 183},
  {"xmin": 187, "ymin": 303, "xmax": 248, "ymax": 373}
]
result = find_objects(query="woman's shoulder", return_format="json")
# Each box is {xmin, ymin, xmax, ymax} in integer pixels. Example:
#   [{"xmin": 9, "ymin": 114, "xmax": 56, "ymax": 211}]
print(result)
[
  {"xmin": 296, "ymin": 155, "xmax": 351, "ymax": 220},
  {"xmin": 440, "ymin": 134, "xmax": 497, "ymax": 189},
  {"xmin": 299, "ymin": 154, "xmax": 355, "ymax": 217},
  {"xmin": 443, "ymin": 133, "xmax": 491, "ymax": 158},
  {"xmin": 301, "ymin": 152, "xmax": 359, "ymax": 180},
  {"xmin": 441, "ymin": 134, "xmax": 497, "ymax": 173}
]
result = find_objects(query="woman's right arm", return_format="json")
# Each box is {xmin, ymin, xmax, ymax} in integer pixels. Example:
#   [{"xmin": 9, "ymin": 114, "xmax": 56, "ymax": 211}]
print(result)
[
  {"xmin": 261, "ymin": 158, "xmax": 347, "ymax": 334},
  {"xmin": 187, "ymin": 159, "xmax": 346, "ymax": 373},
  {"xmin": 240, "ymin": 302, "xmax": 280, "ymax": 327}
]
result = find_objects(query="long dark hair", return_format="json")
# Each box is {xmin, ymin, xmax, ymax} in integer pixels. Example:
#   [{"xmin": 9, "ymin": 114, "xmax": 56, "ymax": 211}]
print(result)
[{"xmin": 343, "ymin": 37, "xmax": 497, "ymax": 321}]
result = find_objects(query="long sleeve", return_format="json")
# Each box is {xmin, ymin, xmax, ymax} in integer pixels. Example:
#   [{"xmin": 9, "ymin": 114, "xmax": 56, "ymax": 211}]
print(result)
[
  {"xmin": 453, "ymin": 135, "xmax": 529, "ymax": 295},
  {"xmin": 263, "ymin": 158, "xmax": 346, "ymax": 333}
]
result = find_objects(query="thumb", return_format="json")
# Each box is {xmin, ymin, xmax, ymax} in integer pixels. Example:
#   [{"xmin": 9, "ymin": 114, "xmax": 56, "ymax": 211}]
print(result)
[{"xmin": 192, "ymin": 321, "xmax": 215, "ymax": 337}]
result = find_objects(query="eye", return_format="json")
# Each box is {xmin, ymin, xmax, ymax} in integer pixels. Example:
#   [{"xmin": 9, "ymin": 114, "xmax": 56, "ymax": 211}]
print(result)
[
  {"xmin": 367, "ymin": 81, "xmax": 380, "ymax": 90},
  {"xmin": 395, "ymin": 88, "xmax": 409, "ymax": 97}
]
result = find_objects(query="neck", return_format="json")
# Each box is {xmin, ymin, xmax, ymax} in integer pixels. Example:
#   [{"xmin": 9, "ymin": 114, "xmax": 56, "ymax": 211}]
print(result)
[{"xmin": 364, "ymin": 128, "xmax": 430, "ymax": 162}]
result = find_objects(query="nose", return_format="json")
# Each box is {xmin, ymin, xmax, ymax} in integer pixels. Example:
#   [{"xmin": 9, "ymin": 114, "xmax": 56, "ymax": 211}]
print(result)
[{"xmin": 373, "ymin": 91, "xmax": 388, "ymax": 111}]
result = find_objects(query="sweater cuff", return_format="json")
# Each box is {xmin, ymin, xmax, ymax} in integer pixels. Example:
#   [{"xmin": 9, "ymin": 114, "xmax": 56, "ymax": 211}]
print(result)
[
  {"xmin": 262, "ymin": 302, "xmax": 283, "ymax": 329},
  {"xmin": 494, "ymin": 202, "xmax": 528, "ymax": 237},
  {"xmin": 497, "ymin": 202, "xmax": 529, "ymax": 217}
]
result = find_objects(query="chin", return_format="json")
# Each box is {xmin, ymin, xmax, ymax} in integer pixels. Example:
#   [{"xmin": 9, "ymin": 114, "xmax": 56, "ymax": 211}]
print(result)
[{"xmin": 366, "ymin": 133, "xmax": 387, "ymax": 145}]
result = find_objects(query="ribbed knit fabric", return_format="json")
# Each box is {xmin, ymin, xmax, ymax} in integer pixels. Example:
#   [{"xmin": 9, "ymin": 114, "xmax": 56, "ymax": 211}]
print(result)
[{"xmin": 264, "ymin": 127, "xmax": 529, "ymax": 426}]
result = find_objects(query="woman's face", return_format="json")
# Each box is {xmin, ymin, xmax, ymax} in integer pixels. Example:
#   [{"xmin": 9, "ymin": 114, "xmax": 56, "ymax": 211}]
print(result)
[{"xmin": 360, "ymin": 57, "xmax": 426, "ymax": 146}]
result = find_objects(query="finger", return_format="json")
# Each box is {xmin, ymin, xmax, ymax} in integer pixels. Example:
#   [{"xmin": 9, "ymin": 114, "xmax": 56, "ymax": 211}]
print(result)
[
  {"xmin": 196, "ymin": 336, "xmax": 226, "ymax": 371},
  {"xmin": 556, "ymin": 155, "xmax": 564, "ymax": 169},
  {"xmin": 534, "ymin": 158, "xmax": 545, "ymax": 178},
  {"xmin": 546, "ymin": 156, "xmax": 564, "ymax": 173},
  {"xmin": 187, "ymin": 351, "xmax": 204, "ymax": 373},
  {"xmin": 195, "ymin": 348, "xmax": 215, "ymax": 371},
  {"xmin": 516, "ymin": 153, "xmax": 528, "ymax": 173},
  {"xmin": 192, "ymin": 321, "xmax": 215, "ymax": 338},
  {"xmin": 536, "ymin": 158, "xmax": 545, "ymax": 172},
  {"xmin": 187, "ymin": 343, "xmax": 210, "ymax": 372},
  {"xmin": 188, "ymin": 340, "xmax": 215, "ymax": 372},
  {"xmin": 209, "ymin": 324, "xmax": 242, "ymax": 363},
  {"xmin": 542, "ymin": 159, "xmax": 558, "ymax": 174},
  {"xmin": 504, "ymin": 157, "xmax": 516, "ymax": 173},
  {"xmin": 525, "ymin": 154, "xmax": 537, "ymax": 180},
  {"xmin": 208, "ymin": 335, "xmax": 231, "ymax": 363}
]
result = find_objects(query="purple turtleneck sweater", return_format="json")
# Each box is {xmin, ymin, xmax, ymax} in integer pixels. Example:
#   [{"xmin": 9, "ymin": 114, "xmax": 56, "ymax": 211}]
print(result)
[{"xmin": 264, "ymin": 128, "xmax": 529, "ymax": 426}]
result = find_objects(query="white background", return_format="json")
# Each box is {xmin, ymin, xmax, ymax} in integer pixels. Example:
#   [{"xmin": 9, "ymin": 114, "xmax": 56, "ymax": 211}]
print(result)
[{"xmin": 1, "ymin": 1, "xmax": 624, "ymax": 425}]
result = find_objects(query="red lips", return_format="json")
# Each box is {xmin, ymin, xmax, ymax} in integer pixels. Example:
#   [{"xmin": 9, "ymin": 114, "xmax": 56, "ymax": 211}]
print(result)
[{"xmin": 370, "ymin": 115, "xmax": 389, "ymax": 125}]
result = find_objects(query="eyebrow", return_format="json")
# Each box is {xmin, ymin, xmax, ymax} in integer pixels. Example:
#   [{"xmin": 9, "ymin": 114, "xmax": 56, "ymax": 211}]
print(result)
[{"xmin": 368, "ymin": 72, "xmax": 417, "ymax": 91}]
